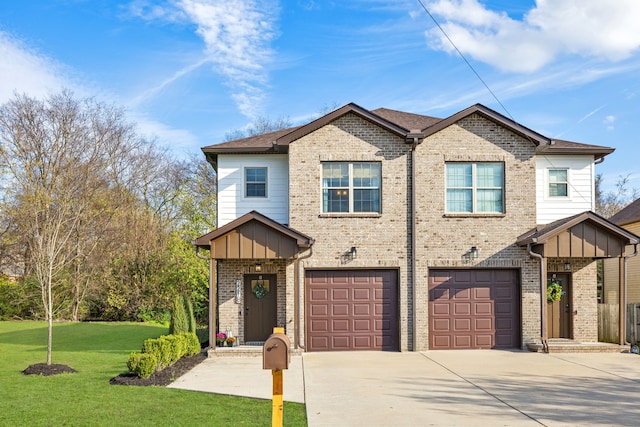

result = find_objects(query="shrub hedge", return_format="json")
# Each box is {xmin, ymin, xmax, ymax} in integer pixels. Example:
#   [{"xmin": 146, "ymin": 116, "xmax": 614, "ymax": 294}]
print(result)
[{"xmin": 128, "ymin": 332, "xmax": 201, "ymax": 378}]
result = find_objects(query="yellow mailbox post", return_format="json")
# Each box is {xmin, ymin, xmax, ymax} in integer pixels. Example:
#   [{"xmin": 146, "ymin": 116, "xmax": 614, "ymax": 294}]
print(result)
[{"xmin": 263, "ymin": 327, "xmax": 291, "ymax": 427}]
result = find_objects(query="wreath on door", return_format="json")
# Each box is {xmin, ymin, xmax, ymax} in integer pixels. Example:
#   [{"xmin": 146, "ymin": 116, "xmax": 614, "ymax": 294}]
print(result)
[
  {"xmin": 547, "ymin": 278, "xmax": 563, "ymax": 302},
  {"xmin": 253, "ymin": 282, "xmax": 268, "ymax": 299}
]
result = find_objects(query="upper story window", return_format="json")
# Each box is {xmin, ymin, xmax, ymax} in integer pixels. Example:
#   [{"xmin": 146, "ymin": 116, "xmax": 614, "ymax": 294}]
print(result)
[
  {"xmin": 548, "ymin": 169, "xmax": 568, "ymax": 197},
  {"xmin": 245, "ymin": 167, "xmax": 267, "ymax": 197},
  {"xmin": 446, "ymin": 162, "xmax": 504, "ymax": 213},
  {"xmin": 322, "ymin": 162, "xmax": 381, "ymax": 213}
]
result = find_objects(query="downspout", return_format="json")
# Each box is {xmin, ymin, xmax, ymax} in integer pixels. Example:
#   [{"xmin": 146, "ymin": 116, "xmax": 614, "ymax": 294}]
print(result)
[
  {"xmin": 621, "ymin": 243, "xmax": 639, "ymax": 345},
  {"xmin": 411, "ymin": 141, "xmax": 418, "ymax": 352},
  {"xmin": 528, "ymin": 243, "xmax": 548, "ymax": 353},
  {"xmin": 195, "ymin": 244, "xmax": 216, "ymax": 351},
  {"xmin": 405, "ymin": 129, "xmax": 423, "ymax": 352},
  {"xmin": 295, "ymin": 246, "xmax": 313, "ymax": 350}
]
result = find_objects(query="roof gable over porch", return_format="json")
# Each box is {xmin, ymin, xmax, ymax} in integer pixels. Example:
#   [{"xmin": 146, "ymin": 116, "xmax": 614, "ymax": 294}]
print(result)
[
  {"xmin": 195, "ymin": 211, "xmax": 314, "ymax": 260},
  {"xmin": 517, "ymin": 211, "xmax": 640, "ymax": 258}
]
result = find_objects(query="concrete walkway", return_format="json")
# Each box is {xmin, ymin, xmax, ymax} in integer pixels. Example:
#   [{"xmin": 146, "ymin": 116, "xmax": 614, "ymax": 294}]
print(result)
[{"xmin": 169, "ymin": 350, "xmax": 640, "ymax": 426}]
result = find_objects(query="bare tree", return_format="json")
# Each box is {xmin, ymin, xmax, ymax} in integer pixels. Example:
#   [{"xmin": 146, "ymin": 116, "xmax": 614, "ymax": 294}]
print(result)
[
  {"xmin": 595, "ymin": 173, "xmax": 639, "ymax": 218},
  {"xmin": 0, "ymin": 90, "xmax": 152, "ymax": 364},
  {"xmin": 224, "ymin": 116, "xmax": 292, "ymax": 141}
]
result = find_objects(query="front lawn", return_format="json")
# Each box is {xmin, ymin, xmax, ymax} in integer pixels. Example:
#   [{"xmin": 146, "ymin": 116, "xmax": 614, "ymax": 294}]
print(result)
[{"xmin": 0, "ymin": 321, "xmax": 307, "ymax": 426}]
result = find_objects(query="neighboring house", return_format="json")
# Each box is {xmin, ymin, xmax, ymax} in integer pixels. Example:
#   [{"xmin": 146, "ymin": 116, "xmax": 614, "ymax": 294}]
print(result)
[
  {"xmin": 196, "ymin": 103, "xmax": 639, "ymax": 352},
  {"xmin": 603, "ymin": 199, "xmax": 640, "ymax": 305}
]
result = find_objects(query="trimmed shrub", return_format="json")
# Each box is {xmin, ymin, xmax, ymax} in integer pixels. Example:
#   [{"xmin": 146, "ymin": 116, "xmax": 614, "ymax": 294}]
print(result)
[
  {"xmin": 127, "ymin": 352, "xmax": 157, "ymax": 379},
  {"xmin": 182, "ymin": 332, "xmax": 201, "ymax": 356},
  {"xmin": 142, "ymin": 336, "xmax": 173, "ymax": 370},
  {"xmin": 161, "ymin": 334, "xmax": 184, "ymax": 365},
  {"xmin": 169, "ymin": 295, "xmax": 189, "ymax": 335},
  {"xmin": 183, "ymin": 294, "xmax": 197, "ymax": 333}
]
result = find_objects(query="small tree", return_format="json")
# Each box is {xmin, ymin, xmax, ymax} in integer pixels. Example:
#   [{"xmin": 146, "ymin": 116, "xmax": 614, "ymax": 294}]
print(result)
[
  {"xmin": 169, "ymin": 295, "xmax": 189, "ymax": 335},
  {"xmin": 183, "ymin": 294, "xmax": 197, "ymax": 333}
]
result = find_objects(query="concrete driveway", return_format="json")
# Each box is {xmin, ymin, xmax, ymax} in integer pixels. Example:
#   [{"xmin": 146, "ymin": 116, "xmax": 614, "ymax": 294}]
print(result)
[{"xmin": 170, "ymin": 350, "xmax": 640, "ymax": 426}]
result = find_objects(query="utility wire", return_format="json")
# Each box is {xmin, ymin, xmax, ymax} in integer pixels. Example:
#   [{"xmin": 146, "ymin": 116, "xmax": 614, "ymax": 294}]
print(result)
[
  {"xmin": 417, "ymin": 0, "xmax": 514, "ymax": 122},
  {"xmin": 417, "ymin": 0, "xmax": 591, "ymax": 205}
]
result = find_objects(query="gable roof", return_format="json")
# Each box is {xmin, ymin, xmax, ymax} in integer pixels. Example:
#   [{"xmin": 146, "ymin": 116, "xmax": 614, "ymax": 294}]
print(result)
[
  {"xmin": 609, "ymin": 198, "xmax": 640, "ymax": 226},
  {"xmin": 202, "ymin": 102, "xmax": 615, "ymax": 166},
  {"xmin": 517, "ymin": 210, "xmax": 640, "ymax": 247},
  {"xmin": 195, "ymin": 210, "xmax": 314, "ymax": 250}
]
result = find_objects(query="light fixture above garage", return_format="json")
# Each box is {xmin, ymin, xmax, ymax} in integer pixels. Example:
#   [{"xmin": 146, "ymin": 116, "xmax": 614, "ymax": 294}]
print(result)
[
  {"xmin": 470, "ymin": 246, "xmax": 479, "ymax": 259},
  {"xmin": 349, "ymin": 246, "xmax": 357, "ymax": 260}
]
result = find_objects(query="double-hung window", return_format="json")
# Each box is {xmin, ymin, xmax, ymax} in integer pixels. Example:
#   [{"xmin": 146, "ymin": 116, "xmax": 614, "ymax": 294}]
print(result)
[
  {"xmin": 245, "ymin": 167, "xmax": 267, "ymax": 197},
  {"xmin": 322, "ymin": 162, "xmax": 381, "ymax": 213},
  {"xmin": 548, "ymin": 169, "xmax": 568, "ymax": 197},
  {"xmin": 446, "ymin": 162, "xmax": 504, "ymax": 213}
]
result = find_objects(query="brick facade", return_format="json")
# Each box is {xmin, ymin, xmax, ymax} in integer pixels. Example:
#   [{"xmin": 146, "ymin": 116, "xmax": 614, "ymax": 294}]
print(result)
[{"xmin": 211, "ymin": 109, "xmax": 605, "ymax": 351}]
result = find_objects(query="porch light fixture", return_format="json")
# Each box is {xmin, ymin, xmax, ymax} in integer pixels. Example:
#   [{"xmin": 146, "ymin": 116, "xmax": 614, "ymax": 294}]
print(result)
[
  {"xmin": 349, "ymin": 246, "xmax": 357, "ymax": 260},
  {"xmin": 470, "ymin": 246, "xmax": 479, "ymax": 259},
  {"xmin": 234, "ymin": 279, "xmax": 242, "ymax": 304},
  {"xmin": 255, "ymin": 263, "xmax": 262, "ymax": 273},
  {"xmin": 564, "ymin": 262, "xmax": 571, "ymax": 272}
]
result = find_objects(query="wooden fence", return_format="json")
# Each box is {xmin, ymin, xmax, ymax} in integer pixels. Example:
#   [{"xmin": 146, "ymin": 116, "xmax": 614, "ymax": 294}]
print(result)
[{"xmin": 597, "ymin": 303, "xmax": 618, "ymax": 343}]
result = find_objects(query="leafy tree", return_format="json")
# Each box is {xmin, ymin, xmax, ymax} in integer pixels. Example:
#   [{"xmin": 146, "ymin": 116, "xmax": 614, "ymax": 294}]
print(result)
[{"xmin": 169, "ymin": 295, "xmax": 189, "ymax": 335}]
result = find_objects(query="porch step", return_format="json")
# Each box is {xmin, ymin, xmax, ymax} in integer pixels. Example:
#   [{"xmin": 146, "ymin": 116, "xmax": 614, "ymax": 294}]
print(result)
[
  {"xmin": 527, "ymin": 340, "xmax": 630, "ymax": 353},
  {"xmin": 207, "ymin": 345, "xmax": 304, "ymax": 357}
]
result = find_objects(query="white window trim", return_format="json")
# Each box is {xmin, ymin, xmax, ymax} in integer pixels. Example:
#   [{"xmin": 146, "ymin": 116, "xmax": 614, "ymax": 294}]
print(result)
[
  {"xmin": 321, "ymin": 162, "xmax": 382, "ymax": 214},
  {"xmin": 547, "ymin": 167, "xmax": 570, "ymax": 199},
  {"xmin": 244, "ymin": 166, "xmax": 268, "ymax": 198},
  {"xmin": 445, "ymin": 162, "xmax": 505, "ymax": 214}
]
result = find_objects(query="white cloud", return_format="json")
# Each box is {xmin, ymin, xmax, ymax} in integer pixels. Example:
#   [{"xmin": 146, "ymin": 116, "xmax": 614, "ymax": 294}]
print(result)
[
  {"xmin": 424, "ymin": 0, "xmax": 640, "ymax": 73},
  {"xmin": 129, "ymin": 0, "xmax": 279, "ymax": 118},
  {"xmin": 604, "ymin": 115, "xmax": 616, "ymax": 131},
  {"xmin": 0, "ymin": 32, "xmax": 75, "ymax": 102}
]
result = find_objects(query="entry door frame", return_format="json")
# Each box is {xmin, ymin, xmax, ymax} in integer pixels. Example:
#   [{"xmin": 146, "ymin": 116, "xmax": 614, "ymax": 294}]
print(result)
[
  {"xmin": 244, "ymin": 274, "xmax": 277, "ymax": 343},
  {"xmin": 547, "ymin": 272, "xmax": 572, "ymax": 339}
]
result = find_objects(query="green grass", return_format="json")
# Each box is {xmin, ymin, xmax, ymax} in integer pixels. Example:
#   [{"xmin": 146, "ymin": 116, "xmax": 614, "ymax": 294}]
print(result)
[{"xmin": 0, "ymin": 321, "xmax": 307, "ymax": 426}]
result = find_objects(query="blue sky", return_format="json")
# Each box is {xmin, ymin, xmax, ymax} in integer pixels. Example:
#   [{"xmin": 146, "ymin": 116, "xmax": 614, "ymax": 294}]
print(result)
[{"xmin": 1, "ymin": 0, "xmax": 639, "ymax": 192}]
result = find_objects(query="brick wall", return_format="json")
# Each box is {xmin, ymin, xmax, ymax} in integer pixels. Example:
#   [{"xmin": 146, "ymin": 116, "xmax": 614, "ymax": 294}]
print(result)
[
  {"xmin": 413, "ymin": 114, "xmax": 541, "ymax": 350},
  {"xmin": 288, "ymin": 113, "xmax": 414, "ymax": 350}
]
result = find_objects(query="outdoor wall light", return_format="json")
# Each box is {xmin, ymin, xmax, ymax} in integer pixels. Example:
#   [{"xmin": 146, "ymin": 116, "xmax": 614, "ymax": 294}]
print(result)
[
  {"xmin": 255, "ymin": 263, "xmax": 262, "ymax": 272},
  {"xmin": 234, "ymin": 279, "xmax": 242, "ymax": 304},
  {"xmin": 470, "ymin": 246, "xmax": 479, "ymax": 259},
  {"xmin": 349, "ymin": 246, "xmax": 357, "ymax": 260},
  {"xmin": 564, "ymin": 262, "xmax": 571, "ymax": 272}
]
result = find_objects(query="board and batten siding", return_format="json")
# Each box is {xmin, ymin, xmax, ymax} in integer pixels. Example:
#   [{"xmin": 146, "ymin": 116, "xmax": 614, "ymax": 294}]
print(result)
[
  {"xmin": 603, "ymin": 221, "xmax": 640, "ymax": 304},
  {"xmin": 217, "ymin": 154, "xmax": 289, "ymax": 227},
  {"xmin": 536, "ymin": 155, "xmax": 594, "ymax": 225}
]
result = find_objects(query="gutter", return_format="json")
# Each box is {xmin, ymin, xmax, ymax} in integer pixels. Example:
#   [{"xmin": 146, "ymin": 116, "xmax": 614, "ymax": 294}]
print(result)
[{"xmin": 528, "ymin": 243, "xmax": 548, "ymax": 353}]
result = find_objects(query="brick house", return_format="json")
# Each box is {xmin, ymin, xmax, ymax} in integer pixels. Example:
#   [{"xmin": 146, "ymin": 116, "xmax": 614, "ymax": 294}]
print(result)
[{"xmin": 196, "ymin": 103, "xmax": 639, "ymax": 352}]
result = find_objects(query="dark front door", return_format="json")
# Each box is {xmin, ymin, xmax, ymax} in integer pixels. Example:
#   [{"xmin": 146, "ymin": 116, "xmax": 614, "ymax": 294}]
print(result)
[
  {"xmin": 547, "ymin": 273, "xmax": 572, "ymax": 338},
  {"xmin": 244, "ymin": 274, "xmax": 277, "ymax": 342}
]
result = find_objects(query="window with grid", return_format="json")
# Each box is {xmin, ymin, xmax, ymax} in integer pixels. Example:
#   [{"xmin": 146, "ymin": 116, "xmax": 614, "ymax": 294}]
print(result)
[
  {"xmin": 322, "ymin": 162, "xmax": 381, "ymax": 213},
  {"xmin": 245, "ymin": 167, "xmax": 267, "ymax": 197},
  {"xmin": 446, "ymin": 162, "xmax": 504, "ymax": 213},
  {"xmin": 548, "ymin": 169, "xmax": 568, "ymax": 197}
]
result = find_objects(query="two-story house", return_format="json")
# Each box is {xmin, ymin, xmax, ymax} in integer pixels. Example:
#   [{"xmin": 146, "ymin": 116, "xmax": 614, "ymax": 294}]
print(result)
[{"xmin": 196, "ymin": 103, "xmax": 639, "ymax": 352}]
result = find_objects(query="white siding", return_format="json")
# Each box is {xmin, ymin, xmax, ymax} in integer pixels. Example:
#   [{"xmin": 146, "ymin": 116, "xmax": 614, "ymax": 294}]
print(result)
[
  {"xmin": 217, "ymin": 154, "xmax": 289, "ymax": 227},
  {"xmin": 536, "ymin": 155, "xmax": 594, "ymax": 224}
]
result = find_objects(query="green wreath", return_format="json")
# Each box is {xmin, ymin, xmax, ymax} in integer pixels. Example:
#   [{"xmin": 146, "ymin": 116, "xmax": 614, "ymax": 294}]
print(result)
[
  {"xmin": 547, "ymin": 279, "xmax": 563, "ymax": 302},
  {"xmin": 253, "ymin": 283, "xmax": 268, "ymax": 299}
]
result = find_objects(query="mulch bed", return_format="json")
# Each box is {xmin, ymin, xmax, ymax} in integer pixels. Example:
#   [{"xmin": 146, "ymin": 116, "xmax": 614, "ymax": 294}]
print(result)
[
  {"xmin": 109, "ymin": 352, "xmax": 208, "ymax": 387},
  {"xmin": 23, "ymin": 363, "xmax": 78, "ymax": 376},
  {"xmin": 22, "ymin": 351, "xmax": 208, "ymax": 387}
]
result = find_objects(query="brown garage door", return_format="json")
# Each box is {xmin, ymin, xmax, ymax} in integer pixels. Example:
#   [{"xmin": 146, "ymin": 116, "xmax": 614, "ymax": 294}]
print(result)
[
  {"xmin": 306, "ymin": 270, "xmax": 398, "ymax": 351},
  {"xmin": 429, "ymin": 269, "xmax": 520, "ymax": 350}
]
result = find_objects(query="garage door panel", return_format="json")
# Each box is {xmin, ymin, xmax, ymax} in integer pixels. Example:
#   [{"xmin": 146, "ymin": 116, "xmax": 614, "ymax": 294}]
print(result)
[
  {"xmin": 429, "ymin": 269, "xmax": 519, "ymax": 350},
  {"xmin": 306, "ymin": 270, "xmax": 398, "ymax": 351},
  {"xmin": 310, "ymin": 319, "xmax": 329, "ymax": 332}
]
